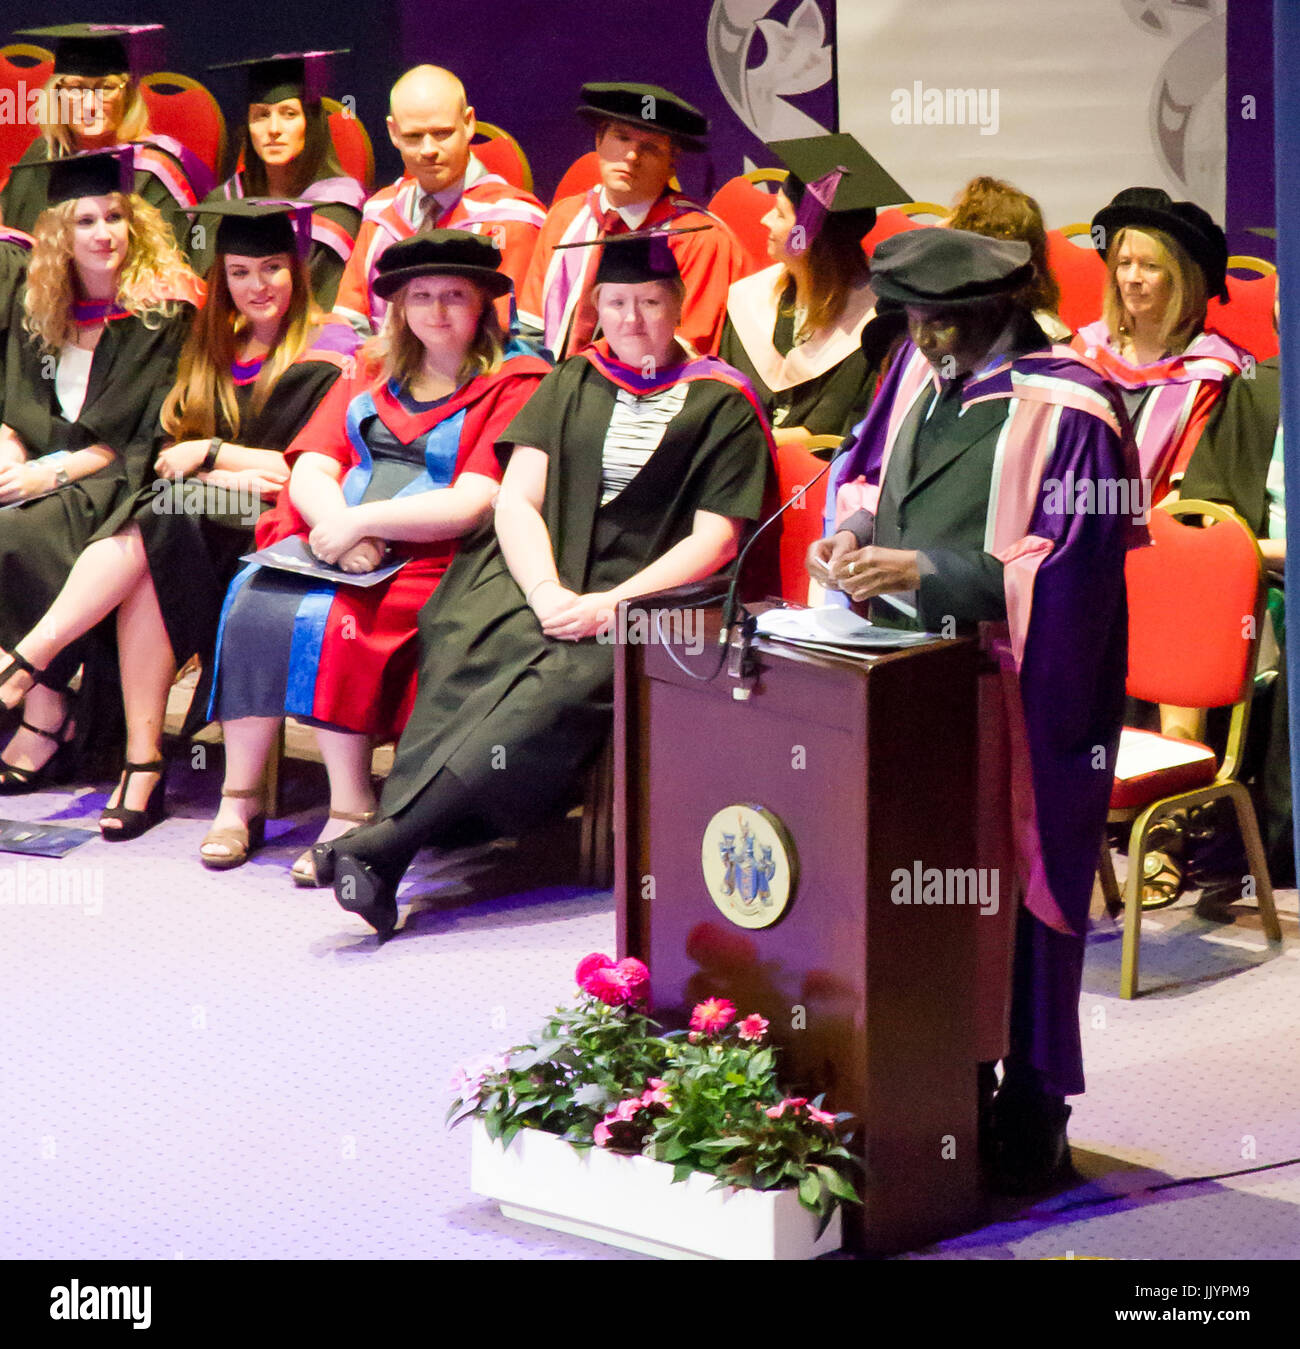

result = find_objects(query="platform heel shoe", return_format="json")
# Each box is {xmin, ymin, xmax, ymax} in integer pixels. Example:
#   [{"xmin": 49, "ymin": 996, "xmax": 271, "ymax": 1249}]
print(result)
[
  {"xmin": 99, "ymin": 759, "xmax": 168, "ymax": 842},
  {"xmin": 199, "ymin": 787, "xmax": 267, "ymax": 870},
  {"xmin": 0, "ymin": 694, "xmax": 78, "ymax": 794}
]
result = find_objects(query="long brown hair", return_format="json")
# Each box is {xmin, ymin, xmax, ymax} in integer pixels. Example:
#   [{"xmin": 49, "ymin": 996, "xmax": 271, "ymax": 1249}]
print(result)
[
  {"xmin": 946, "ymin": 175, "xmax": 1061, "ymax": 314},
  {"xmin": 1101, "ymin": 226, "xmax": 1207, "ymax": 357},
  {"xmin": 161, "ymin": 250, "xmax": 321, "ymax": 439},
  {"xmin": 364, "ymin": 277, "xmax": 504, "ymax": 387},
  {"xmin": 234, "ymin": 99, "xmax": 347, "ymax": 196},
  {"xmin": 776, "ymin": 190, "xmax": 872, "ymax": 334},
  {"xmin": 24, "ymin": 192, "xmax": 196, "ymax": 352}
]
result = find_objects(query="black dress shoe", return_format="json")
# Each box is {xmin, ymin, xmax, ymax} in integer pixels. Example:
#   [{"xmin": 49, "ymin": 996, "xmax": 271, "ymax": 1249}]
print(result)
[
  {"xmin": 334, "ymin": 856, "xmax": 399, "ymax": 939},
  {"xmin": 988, "ymin": 1090, "xmax": 1074, "ymax": 1195}
]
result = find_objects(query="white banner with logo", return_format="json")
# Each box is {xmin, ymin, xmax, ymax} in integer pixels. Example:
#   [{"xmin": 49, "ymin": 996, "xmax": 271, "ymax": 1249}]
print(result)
[{"xmin": 836, "ymin": 0, "xmax": 1226, "ymax": 227}]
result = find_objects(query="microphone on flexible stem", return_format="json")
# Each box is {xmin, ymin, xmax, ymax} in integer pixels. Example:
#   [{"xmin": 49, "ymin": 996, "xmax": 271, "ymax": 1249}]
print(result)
[{"xmin": 719, "ymin": 452, "xmax": 840, "ymax": 689}]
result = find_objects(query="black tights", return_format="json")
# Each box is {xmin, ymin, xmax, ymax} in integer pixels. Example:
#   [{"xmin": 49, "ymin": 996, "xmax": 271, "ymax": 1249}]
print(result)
[{"xmin": 331, "ymin": 769, "xmax": 476, "ymax": 886}]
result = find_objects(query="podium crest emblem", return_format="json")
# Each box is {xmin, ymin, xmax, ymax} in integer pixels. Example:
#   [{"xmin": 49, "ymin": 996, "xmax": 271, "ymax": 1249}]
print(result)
[{"xmin": 700, "ymin": 804, "xmax": 797, "ymax": 929}]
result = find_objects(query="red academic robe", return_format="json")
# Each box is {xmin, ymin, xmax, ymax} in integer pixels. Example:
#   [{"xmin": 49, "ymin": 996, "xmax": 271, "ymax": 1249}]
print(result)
[
  {"xmin": 332, "ymin": 157, "xmax": 546, "ymax": 334},
  {"xmin": 517, "ymin": 187, "xmax": 748, "ymax": 358},
  {"xmin": 239, "ymin": 352, "xmax": 549, "ymax": 738}
]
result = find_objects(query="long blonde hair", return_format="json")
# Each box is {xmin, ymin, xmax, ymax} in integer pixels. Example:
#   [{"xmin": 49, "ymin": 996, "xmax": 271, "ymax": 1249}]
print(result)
[
  {"xmin": 38, "ymin": 74, "xmax": 151, "ymax": 155},
  {"xmin": 161, "ymin": 251, "xmax": 322, "ymax": 440},
  {"xmin": 1102, "ymin": 226, "xmax": 1207, "ymax": 356},
  {"xmin": 23, "ymin": 192, "xmax": 197, "ymax": 352},
  {"xmin": 364, "ymin": 278, "xmax": 504, "ymax": 387}
]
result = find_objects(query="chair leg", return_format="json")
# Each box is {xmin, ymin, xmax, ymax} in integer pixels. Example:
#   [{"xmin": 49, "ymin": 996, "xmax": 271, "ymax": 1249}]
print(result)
[
  {"xmin": 264, "ymin": 720, "xmax": 286, "ymax": 820},
  {"xmin": 578, "ymin": 736, "xmax": 614, "ymax": 889},
  {"xmin": 1098, "ymin": 836, "xmax": 1123, "ymax": 919},
  {"xmin": 1220, "ymin": 781, "xmax": 1283, "ymax": 942},
  {"xmin": 1120, "ymin": 807, "xmax": 1161, "ymax": 999}
]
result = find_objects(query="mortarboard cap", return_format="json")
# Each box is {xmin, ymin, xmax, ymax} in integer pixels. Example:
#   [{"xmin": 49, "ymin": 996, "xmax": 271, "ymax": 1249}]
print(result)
[
  {"xmin": 768, "ymin": 133, "xmax": 910, "ymax": 217},
  {"xmin": 37, "ymin": 146, "xmax": 136, "ymax": 204},
  {"xmin": 209, "ymin": 50, "xmax": 347, "ymax": 106},
  {"xmin": 185, "ymin": 198, "xmax": 313, "ymax": 259},
  {"xmin": 372, "ymin": 228, "xmax": 512, "ymax": 299},
  {"xmin": 16, "ymin": 23, "xmax": 163, "ymax": 79},
  {"xmin": 869, "ymin": 227, "xmax": 1033, "ymax": 309},
  {"xmin": 575, "ymin": 82, "xmax": 709, "ymax": 153},
  {"xmin": 554, "ymin": 224, "xmax": 707, "ymax": 286}
]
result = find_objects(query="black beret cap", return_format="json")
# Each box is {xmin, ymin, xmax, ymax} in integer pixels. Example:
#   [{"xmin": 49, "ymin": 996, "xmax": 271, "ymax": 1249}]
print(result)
[{"xmin": 869, "ymin": 227, "xmax": 1033, "ymax": 309}]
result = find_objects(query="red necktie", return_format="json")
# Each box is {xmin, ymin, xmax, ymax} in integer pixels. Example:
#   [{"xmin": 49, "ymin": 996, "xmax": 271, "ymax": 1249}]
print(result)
[{"xmin": 565, "ymin": 207, "xmax": 626, "ymax": 355}]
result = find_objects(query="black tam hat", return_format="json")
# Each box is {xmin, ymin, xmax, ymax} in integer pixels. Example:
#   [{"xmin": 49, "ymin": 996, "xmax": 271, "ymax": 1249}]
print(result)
[
  {"xmin": 575, "ymin": 81, "xmax": 708, "ymax": 152},
  {"xmin": 1091, "ymin": 186, "xmax": 1230, "ymax": 303},
  {"xmin": 372, "ymin": 228, "xmax": 512, "ymax": 299}
]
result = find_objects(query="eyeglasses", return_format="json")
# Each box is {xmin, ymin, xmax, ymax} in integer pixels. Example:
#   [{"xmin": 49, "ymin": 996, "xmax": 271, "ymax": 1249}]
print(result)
[{"xmin": 52, "ymin": 77, "xmax": 128, "ymax": 99}]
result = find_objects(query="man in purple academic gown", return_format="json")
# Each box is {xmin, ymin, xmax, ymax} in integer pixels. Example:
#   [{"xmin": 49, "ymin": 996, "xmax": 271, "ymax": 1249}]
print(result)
[{"xmin": 808, "ymin": 227, "xmax": 1141, "ymax": 1192}]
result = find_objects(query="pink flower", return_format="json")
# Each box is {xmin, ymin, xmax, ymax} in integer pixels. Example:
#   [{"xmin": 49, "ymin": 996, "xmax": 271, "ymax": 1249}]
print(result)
[
  {"xmin": 576, "ymin": 953, "xmax": 651, "ymax": 1006},
  {"xmin": 575, "ymin": 952, "xmax": 615, "ymax": 988},
  {"xmin": 737, "ymin": 1013, "xmax": 769, "ymax": 1042},
  {"xmin": 612, "ymin": 1097, "xmax": 642, "ymax": 1123},
  {"xmin": 764, "ymin": 1096, "xmax": 808, "ymax": 1119},
  {"xmin": 585, "ymin": 966, "xmax": 635, "ymax": 1005},
  {"xmin": 689, "ymin": 997, "xmax": 737, "ymax": 1034},
  {"xmin": 593, "ymin": 1121, "xmax": 612, "ymax": 1147},
  {"xmin": 806, "ymin": 1103, "xmax": 837, "ymax": 1127},
  {"xmin": 616, "ymin": 956, "xmax": 649, "ymax": 1002},
  {"xmin": 640, "ymin": 1078, "xmax": 671, "ymax": 1107}
]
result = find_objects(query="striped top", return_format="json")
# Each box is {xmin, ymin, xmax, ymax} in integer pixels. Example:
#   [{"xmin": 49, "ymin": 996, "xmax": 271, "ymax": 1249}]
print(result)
[{"xmin": 599, "ymin": 383, "xmax": 690, "ymax": 505}]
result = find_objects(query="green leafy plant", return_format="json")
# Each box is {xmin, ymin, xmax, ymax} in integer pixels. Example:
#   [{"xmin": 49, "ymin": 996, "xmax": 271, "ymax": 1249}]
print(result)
[{"xmin": 449, "ymin": 954, "xmax": 861, "ymax": 1228}]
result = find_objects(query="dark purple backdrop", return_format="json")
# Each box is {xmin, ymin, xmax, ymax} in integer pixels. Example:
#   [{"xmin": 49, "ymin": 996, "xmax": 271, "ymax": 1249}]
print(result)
[{"xmin": 1227, "ymin": 0, "xmax": 1275, "ymax": 259}]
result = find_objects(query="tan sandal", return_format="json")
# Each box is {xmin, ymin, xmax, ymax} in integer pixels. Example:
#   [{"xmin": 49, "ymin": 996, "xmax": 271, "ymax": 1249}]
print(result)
[
  {"xmin": 291, "ymin": 808, "xmax": 376, "ymax": 888},
  {"xmin": 200, "ymin": 787, "xmax": 267, "ymax": 871}
]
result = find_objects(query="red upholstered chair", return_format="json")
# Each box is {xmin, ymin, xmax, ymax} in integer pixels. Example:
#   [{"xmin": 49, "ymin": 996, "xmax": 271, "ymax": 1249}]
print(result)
[
  {"xmin": 472, "ymin": 121, "xmax": 532, "ymax": 191},
  {"xmin": 1047, "ymin": 225, "xmax": 1107, "ymax": 335},
  {"xmin": 323, "ymin": 97, "xmax": 374, "ymax": 191},
  {"xmin": 1207, "ymin": 258, "xmax": 1279, "ymax": 361},
  {"xmin": 861, "ymin": 206, "xmax": 922, "ymax": 257},
  {"xmin": 550, "ymin": 150, "xmax": 602, "ymax": 206},
  {"xmin": 0, "ymin": 43, "xmax": 53, "ymax": 189},
  {"xmin": 708, "ymin": 172, "xmax": 782, "ymax": 273},
  {"xmin": 774, "ymin": 435, "xmax": 840, "ymax": 603},
  {"xmin": 1098, "ymin": 500, "xmax": 1282, "ymax": 998},
  {"xmin": 139, "ymin": 72, "xmax": 226, "ymax": 187}
]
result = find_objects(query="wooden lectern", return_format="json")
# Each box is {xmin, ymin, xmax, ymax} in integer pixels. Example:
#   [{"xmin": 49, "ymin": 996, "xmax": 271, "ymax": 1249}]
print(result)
[{"xmin": 614, "ymin": 595, "xmax": 983, "ymax": 1258}]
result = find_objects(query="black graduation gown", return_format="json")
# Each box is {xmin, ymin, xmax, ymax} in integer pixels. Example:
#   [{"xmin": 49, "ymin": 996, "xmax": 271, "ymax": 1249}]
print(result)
[
  {"xmin": 717, "ymin": 305, "xmax": 874, "ymax": 440},
  {"xmin": 0, "ymin": 138, "xmax": 196, "ymax": 254},
  {"xmin": 1178, "ymin": 359, "xmax": 1281, "ymax": 537},
  {"xmin": 0, "ymin": 240, "xmax": 30, "ymax": 346},
  {"xmin": 379, "ymin": 354, "xmax": 773, "ymax": 833},
  {"xmin": 190, "ymin": 176, "xmax": 363, "ymax": 310},
  {"xmin": 0, "ymin": 304, "xmax": 189, "ymax": 686},
  {"xmin": 117, "ymin": 354, "xmax": 347, "ymax": 674}
]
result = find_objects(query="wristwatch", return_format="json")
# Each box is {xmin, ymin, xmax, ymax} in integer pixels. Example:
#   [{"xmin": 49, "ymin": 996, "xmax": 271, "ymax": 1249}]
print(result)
[{"xmin": 48, "ymin": 452, "xmax": 71, "ymax": 488}]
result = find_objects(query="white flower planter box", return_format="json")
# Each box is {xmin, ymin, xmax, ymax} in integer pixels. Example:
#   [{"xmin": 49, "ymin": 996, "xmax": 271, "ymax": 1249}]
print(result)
[{"xmin": 470, "ymin": 1120, "xmax": 843, "ymax": 1260}]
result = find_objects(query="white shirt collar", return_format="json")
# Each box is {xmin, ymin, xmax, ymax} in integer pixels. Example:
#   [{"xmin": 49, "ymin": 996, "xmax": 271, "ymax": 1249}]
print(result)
[
  {"xmin": 414, "ymin": 154, "xmax": 486, "ymax": 222},
  {"xmin": 597, "ymin": 186, "xmax": 654, "ymax": 230}
]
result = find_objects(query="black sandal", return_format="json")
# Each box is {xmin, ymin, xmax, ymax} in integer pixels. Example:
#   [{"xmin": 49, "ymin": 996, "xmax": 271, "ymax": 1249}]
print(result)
[
  {"xmin": 334, "ymin": 856, "xmax": 400, "ymax": 939},
  {"xmin": 99, "ymin": 759, "xmax": 168, "ymax": 842},
  {"xmin": 0, "ymin": 648, "xmax": 46, "ymax": 711},
  {"xmin": 0, "ymin": 700, "xmax": 78, "ymax": 795}
]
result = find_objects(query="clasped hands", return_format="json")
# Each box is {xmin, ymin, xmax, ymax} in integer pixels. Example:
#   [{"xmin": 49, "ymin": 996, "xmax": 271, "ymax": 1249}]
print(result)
[
  {"xmin": 806, "ymin": 530, "xmax": 921, "ymax": 604},
  {"xmin": 154, "ymin": 440, "xmax": 288, "ymax": 500},
  {"xmin": 0, "ymin": 457, "xmax": 56, "ymax": 504},
  {"xmin": 308, "ymin": 507, "xmax": 386, "ymax": 574},
  {"xmin": 530, "ymin": 580, "xmax": 614, "ymax": 641}
]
